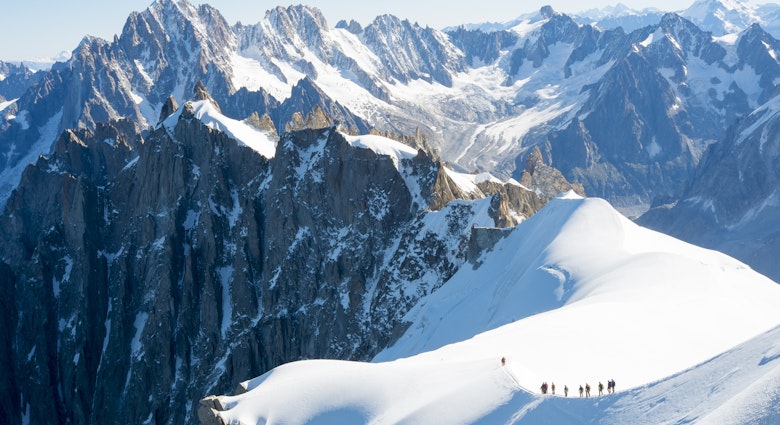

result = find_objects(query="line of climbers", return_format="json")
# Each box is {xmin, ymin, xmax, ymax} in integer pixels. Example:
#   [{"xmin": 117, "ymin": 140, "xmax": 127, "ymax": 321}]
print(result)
[
  {"xmin": 500, "ymin": 357, "xmax": 616, "ymax": 397},
  {"xmin": 539, "ymin": 379, "xmax": 616, "ymax": 396}
]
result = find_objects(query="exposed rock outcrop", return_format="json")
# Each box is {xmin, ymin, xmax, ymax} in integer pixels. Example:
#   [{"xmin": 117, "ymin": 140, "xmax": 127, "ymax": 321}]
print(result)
[
  {"xmin": 0, "ymin": 89, "xmax": 579, "ymax": 424},
  {"xmin": 159, "ymin": 95, "xmax": 179, "ymax": 122}
]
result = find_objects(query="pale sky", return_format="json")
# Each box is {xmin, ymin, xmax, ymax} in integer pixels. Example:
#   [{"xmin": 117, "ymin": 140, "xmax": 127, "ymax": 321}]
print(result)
[{"xmin": 0, "ymin": 0, "xmax": 701, "ymax": 62}]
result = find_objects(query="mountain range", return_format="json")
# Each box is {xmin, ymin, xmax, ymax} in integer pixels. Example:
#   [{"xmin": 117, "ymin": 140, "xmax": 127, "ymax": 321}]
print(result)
[
  {"xmin": 574, "ymin": 0, "xmax": 780, "ymax": 36},
  {"xmin": 3, "ymin": 0, "xmax": 780, "ymax": 211},
  {"xmin": 2, "ymin": 0, "xmax": 780, "ymax": 424}
]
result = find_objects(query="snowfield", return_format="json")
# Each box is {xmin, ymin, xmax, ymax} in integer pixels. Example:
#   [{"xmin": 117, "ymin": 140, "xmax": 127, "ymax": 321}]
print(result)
[{"xmin": 207, "ymin": 193, "xmax": 780, "ymax": 424}]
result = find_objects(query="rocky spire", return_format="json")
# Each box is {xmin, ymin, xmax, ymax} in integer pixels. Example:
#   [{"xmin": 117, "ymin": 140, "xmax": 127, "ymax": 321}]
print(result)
[
  {"xmin": 520, "ymin": 146, "xmax": 585, "ymax": 199},
  {"xmin": 244, "ymin": 112, "xmax": 279, "ymax": 139},
  {"xmin": 193, "ymin": 80, "xmax": 222, "ymax": 113},
  {"xmin": 159, "ymin": 95, "xmax": 179, "ymax": 123}
]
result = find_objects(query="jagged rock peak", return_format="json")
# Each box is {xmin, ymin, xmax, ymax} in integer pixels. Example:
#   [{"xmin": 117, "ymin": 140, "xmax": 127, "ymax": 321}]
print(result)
[
  {"xmin": 304, "ymin": 105, "xmax": 332, "ymax": 129},
  {"xmin": 540, "ymin": 5, "xmax": 558, "ymax": 19},
  {"xmin": 130, "ymin": 0, "xmax": 236, "ymax": 60},
  {"xmin": 285, "ymin": 105, "xmax": 332, "ymax": 132},
  {"xmin": 362, "ymin": 14, "xmax": 466, "ymax": 87},
  {"xmin": 369, "ymin": 13, "xmax": 411, "ymax": 29},
  {"xmin": 524, "ymin": 146, "xmax": 545, "ymax": 175},
  {"xmin": 336, "ymin": 19, "xmax": 363, "ymax": 34},
  {"xmin": 148, "ymin": 0, "xmax": 192, "ymax": 15},
  {"xmin": 740, "ymin": 22, "xmax": 771, "ymax": 41},
  {"xmin": 520, "ymin": 146, "xmax": 585, "ymax": 200},
  {"xmin": 138, "ymin": 0, "xmax": 232, "ymax": 37},
  {"xmin": 266, "ymin": 4, "xmax": 329, "ymax": 33},
  {"xmin": 193, "ymin": 80, "xmax": 210, "ymax": 101},
  {"xmin": 193, "ymin": 80, "xmax": 221, "ymax": 113},
  {"xmin": 658, "ymin": 12, "xmax": 702, "ymax": 32},
  {"xmin": 244, "ymin": 112, "xmax": 279, "ymax": 138},
  {"xmin": 143, "ymin": 0, "xmax": 204, "ymax": 29},
  {"xmin": 70, "ymin": 35, "xmax": 112, "ymax": 61},
  {"xmin": 159, "ymin": 95, "xmax": 179, "ymax": 123}
]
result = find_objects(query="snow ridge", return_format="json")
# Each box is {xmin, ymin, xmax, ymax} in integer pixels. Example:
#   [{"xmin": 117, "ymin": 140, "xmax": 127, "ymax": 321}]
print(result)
[{"xmin": 211, "ymin": 195, "xmax": 780, "ymax": 424}]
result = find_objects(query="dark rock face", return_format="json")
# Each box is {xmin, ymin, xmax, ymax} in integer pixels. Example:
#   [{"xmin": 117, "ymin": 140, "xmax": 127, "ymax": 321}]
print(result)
[
  {"xmin": 639, "ymin": 95, "xmax": 780, "ymax": 282},
  {"xmin": 159, "ymin": 95, "xmax": 179, "ymax": 122},
  {"xmin": 445, "ymin": 28, "xmax": 518, "ymax": 67},
  {"xmin": 336, "ymin": 19, "xmax": 363, "ymax": 35},
  {"xmin": 1, "ymin": 109, "xmax": 269, "ymax": 424},
  {"xmin": 273, "ymin": 77, "xmax": 371, "ymax": 134},
  {"xmin": 547, "ymin": 49, "xmax": 695, "ymax": 208},
  {"xmin": 0, "ymin": 88, "xmax": 578, "ymax": 424}
]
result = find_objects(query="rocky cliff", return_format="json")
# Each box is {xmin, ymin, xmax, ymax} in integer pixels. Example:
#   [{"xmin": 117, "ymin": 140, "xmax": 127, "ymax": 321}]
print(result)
[
  {"xmin": 0, "ymin": 87, "xmax": 580, "ymax": 424},
  {"xmin": 639, "ymin": 92, "xmax": 780, "ymax": 282}
]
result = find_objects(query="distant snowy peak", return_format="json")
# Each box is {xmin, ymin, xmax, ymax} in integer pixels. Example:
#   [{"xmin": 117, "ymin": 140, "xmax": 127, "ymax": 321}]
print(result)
[
  {"xmin": 250, "ymin": 4, "xmax": 331, "ymax": 57},
  {"xmin": 117, "ymin": 0, "xmax": 237, "ymax": 106},
  {"xmin": 360, "ymin": 14, "xmax": 467, "ymax": 87},
  {"xmin": 235, "ymin": 3, "xmax": 466, "ymax": 103},
  {"xmin": 682, "ymin": 0, "xmax": 763, "ymax": 35},
  {"xmin": 626, "ymin": 12, "xmax": 780, "ymax": 136},
  {"xmin": 577, "ymin": 3, "xmax": 665, "ymax": 20},
  {"xmin": 446, "ymin": 6, "xmax": 560, "ymax": 34},
  {"xmin": 11, "ymin": 51, "xmax": 72, "ymax": 71}
]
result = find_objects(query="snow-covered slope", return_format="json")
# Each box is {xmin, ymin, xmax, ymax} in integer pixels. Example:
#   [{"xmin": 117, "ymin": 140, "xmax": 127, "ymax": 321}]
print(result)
[
  {"xmin": 161, "ymin": 99, "xmax": 277, "ymax": 158},
  {"xmin": 376, "ymin": 193, "xmax": 780, "ymax": 388},
  {"xmin": 204, "ymin": 194, "xmax": 780, "ymax": 424},
  {"xmin": 680, "ymin": 0, "xmax": 780, "ymax": 39},
  {"xmin": 683, "ymin": 0, "xmax": 763, "ymax": 35},
  {"xmin": 209, "ymin": 325, "xmax": 780, "ymax": 424},
  {"xmin": 574, "ymin": 4, "xmax": 667, "ymax": 33}
]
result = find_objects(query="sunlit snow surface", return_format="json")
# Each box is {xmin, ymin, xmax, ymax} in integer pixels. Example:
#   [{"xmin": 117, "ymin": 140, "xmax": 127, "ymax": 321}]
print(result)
[
  {"xmin": 0, "ymin": 98, "xmax": 17, "ymax": 114},
  {"xmin": 213, "ymin": 194, "xmax": 780, "ymax": 425},
  {"xmin": 161, "ymin": 100, "xmax": 277, "ymax": 158},
  {"xmin": 343, "ymin": 133, "xmax": 418, "ymax": 166}
]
